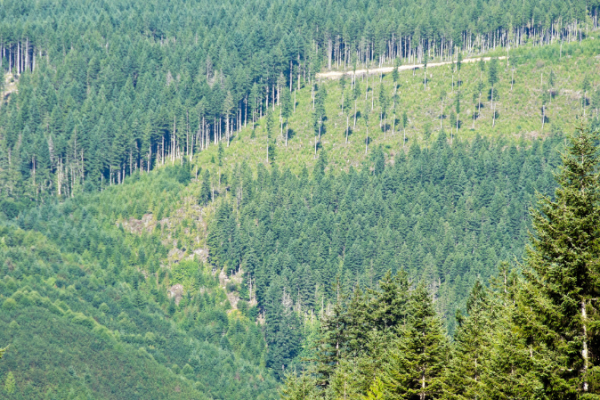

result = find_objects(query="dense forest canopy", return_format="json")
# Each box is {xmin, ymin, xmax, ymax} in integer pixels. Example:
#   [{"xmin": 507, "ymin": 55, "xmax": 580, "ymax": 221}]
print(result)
[
  {"xmin": 1, "ymin": 0, "xmax": 599, "ymax": 202},
  {"xmin": 0, "ymin": 166, "xmax": 280, "ymax": 399},
  {"xmin": 281, "ymin": 128, "xmax": 600, "ymax": 399},
  {"xmin": 206, "ymin": 133, "xmax": 563, "ymax": 376}
]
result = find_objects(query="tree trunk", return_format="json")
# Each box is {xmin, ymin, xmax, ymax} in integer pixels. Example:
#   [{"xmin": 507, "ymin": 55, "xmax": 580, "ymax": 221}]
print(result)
[
  {"xmin": 582, "ymin": 300, "xmax": 589, "ymax": 392},
  {"xmin": 346, "ymin": 115, "xmax": 349, "ymax": 143}
]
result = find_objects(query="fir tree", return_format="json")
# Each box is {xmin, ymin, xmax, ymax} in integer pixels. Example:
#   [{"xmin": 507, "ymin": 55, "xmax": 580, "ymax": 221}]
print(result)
[
  {"xmin": 199, "ymin": 169, "xmax": 211, "ymax": 205},
  {"xmin": 519, "ymin": 126, "xmax": 600, "ymax": 397},
  {"xmin": 381, "ymin": 284, "xmax": 448, "ymax": 400},
  {"xmin": 4, "ymin": 371, "xmax": 15, "ymax": 394}
]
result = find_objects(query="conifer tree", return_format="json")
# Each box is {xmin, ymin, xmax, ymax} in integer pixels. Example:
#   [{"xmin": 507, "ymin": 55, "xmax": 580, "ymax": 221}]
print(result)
[
  {"xmin": 280, "ymin": 372, "xmax": 318, "ymax": 399},
  {"xmin": 488, "ymin": 58, "xmax": 498, "ymax": 127},
  {"xmin": 364, "ymin": 376, "xmax": 386, "ymax": 400},
  {"xmin": 519, "ymin": 126, "xmax": 600, "ymax": 397},
  {"xmin": 4, "ymin": 371, "xmax": 15, "ymax": 394},
  {"xmin": 381, "ymin": 284, "xmax": 448, "ymax": 400},
  {"xmin": 199, "ymin": 169, "xmax": 211, "ymax": 204},
  {"xmin": 443, "ymin": 281, "xmax": 493, "ymax": 399}
]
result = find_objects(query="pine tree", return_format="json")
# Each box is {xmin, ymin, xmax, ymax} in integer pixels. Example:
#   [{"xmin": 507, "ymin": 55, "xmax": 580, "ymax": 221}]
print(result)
[
  {"xmin": 199, "ymin": 169, "xmax": 211, "ymax": 205},
  {"xmin": 364, "ymin": 377, "xmax": 385, "ymax": 400},
  {"xmin": 280, "ymin": 371, "xmax": 318, "ymax": 399},
  {"xmin": 4, "ymin": 371, "xmax": 15, "ymax": 394},
  {"xmin": 519, "ymin": 126, "xmax": 600, "ymax": 398},
  {"xmin": 381, "ymin": 284, "xmax": 448, "ymax": 400},
  {"xmin": 443, "ymin": 281, "xmax": 493, "ymax": 399},
  {"xmin": 488, "ymin": 58, "xmax": 498, "ymax": 127}
]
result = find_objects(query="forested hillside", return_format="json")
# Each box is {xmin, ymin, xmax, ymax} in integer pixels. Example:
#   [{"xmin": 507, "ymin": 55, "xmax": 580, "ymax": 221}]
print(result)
[
  {"xmin": 207, "ymin": 133, "xmax": 563, "ymax": 375},
  {"xmin": 1, "ymin": 0, "xmax": 600, "ymax": 399},
  {"xmin": 1, "ymin": 0, "xmax": 599, "ymax": 201},
  {"xmin": 0, "ymin": 165, "xmax": 279, "ymax": 399},
  {"xmin": 281, "ymin": 128, "xmax": 600, "ymax": 399}
]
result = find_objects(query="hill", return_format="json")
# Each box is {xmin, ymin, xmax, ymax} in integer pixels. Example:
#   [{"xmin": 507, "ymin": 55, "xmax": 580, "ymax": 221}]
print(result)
[
  {"xmin": 0, "ymin": 166, "xmax": 279, "ymax": 399},
  {"xmin": 194, "ymin": 38, "xmax": 600, "ymax": 173},
  {"xmin": 1, "ymin": 1, "xmax": 600, "ymax": 398}
]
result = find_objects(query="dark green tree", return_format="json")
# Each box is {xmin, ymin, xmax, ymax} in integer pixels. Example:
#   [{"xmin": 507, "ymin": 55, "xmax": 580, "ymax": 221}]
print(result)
[
  {"xmin": 381, "ymin": 284, "xmax": 448, "ymax": 399},
  {"xmin": 519, "ymin": 126, "xmax": 600, "ymax": 397}
]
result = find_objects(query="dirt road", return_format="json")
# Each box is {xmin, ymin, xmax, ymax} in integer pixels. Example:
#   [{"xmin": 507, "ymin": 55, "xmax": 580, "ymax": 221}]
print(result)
[{"xmin": 316, "ymin": 56, "xmax": 508, "ymax": 80}]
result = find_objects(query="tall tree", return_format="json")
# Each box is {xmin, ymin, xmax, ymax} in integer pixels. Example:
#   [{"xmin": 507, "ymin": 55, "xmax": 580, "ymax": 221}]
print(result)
[
  {"xmin": 519, "ymin": 126, "xmax": 600, "ymax": 397},
  {"xmin": 380, "ymin": 284, "xmax": 448, "ymax": 400}
]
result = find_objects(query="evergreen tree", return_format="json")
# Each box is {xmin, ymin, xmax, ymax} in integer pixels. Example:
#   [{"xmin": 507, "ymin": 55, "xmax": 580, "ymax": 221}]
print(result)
[
  {"xmin": 488, "ymin": 58, "xmax": 499, "ymax": 126},
  {"xmin": 381, "ymin": 284, "xmax": 448, "ymax": 400},
  {"xmin": 200, "ymin": 169, "xmax": 211, "ymax": 204},
  {"xmin": 443, "ymin": 281, "xmax": 493, "ymax": 399},
  {"xmin": 4, "ymin": 371, "xmax": 15, "ymax": 394},
  {"xmin": 518, "ymin": 126, "xmax": 600, "ymax": 397}
]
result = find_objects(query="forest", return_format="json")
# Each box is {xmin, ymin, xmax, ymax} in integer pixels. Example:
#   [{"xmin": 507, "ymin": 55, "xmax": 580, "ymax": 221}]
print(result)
[
  {"xmin": 280, "ymin": 128, "xmax": 600, "ymax": 399},
  {"xmin": 1, "ymin": 0, "xmax": 600, "ymax": 201},
  {"xmin": 0, "ymin": 0, "xmax": 599, "ymax": 399}
]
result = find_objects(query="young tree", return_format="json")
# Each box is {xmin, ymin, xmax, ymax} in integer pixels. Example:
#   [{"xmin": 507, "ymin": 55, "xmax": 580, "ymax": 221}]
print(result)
[
  {"xmin": 199, "ymin": 169, "xmax": 211, "ymax": 204},
  {"xmin": 353, "ymin": 81, "xmax": 362, "ymax": 128},
  {"xmin": 343, "ymin": 90, "xmax": 352, "ymax": 143},
  {"xmin": 4, "ymin": 371, "xmax": 15, "ymax": 394},
  {"xmin": 488, "ymin": 58, "xmax": 498, "ymax": 127},
  {"xmin": 401, "ymin": 110, "xmax": 408, "ymax": 147},
  {"xmin": 381, "ymin": 284, "xmax": 448, "ymax": 399},
  {"xmin": 423, "ymin": 51, "xmax": 429, "ymax": 89},
  {"xmin": 340, "ymin": 73, "xmax": 348, "ymax": 111},
  {"xmin": 280, "ymin": 372, "xmax": 318, "ymax": 400},
  {"xmin": 456, "ymin": 51, "xmax": 462, "ymax": 87},
  {"xmin": 519, "ymin": 126, "xmax": 600, "ymax": 397},
  {"xmin": 582, "ymin": 75, "xmax": 591, "ymax": 117},
  {"xmin": 312, "ymin": 85, "xmax": 327, "ymax": 158},
  {"xmin": 392, "ymin": 57, "xmax": 401, "ymax": 87},
  {"xmin": 455, "ymin": 90, "xmax": 461, "ymax": 134},
  {"xmin": 217, "ymin": 141, "xmax": 224, "ymax": 166},
  {"xmin": 379, "ymin": 84, "xmax": 389, "ymax": 135},
  {"xmin": 449, "ymin": 112, "xmax": 456, "ymax": 144},
  {"xmin": 592, "ymin": 88, "xmax": 600, "ymax": 117},
  {"xmin": 439, "ymin": 90, "xmax": 447, "ymax": 130},
  {"xmin": 313, "ymin": 110, "xmax": 321, "ymax": 159},
  {"xmin": 266, "ymin": 111, "xmax": 274, "ymax": 163},
  {"xmin": 391, "ymin": 86, "xmax": 399, "ymax": 136},
  {"xmin": 281, "ymin": 89, "xmax": 292, "ymax": 146},
  {"xmin": 541, "ymin": 85, "xmax": 550, "ymax": 130}
]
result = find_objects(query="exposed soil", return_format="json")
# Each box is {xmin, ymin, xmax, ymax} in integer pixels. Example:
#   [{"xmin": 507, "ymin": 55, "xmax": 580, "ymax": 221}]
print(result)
[{"xmin": 316, "ymin": 56, "xmax": 508, "ymax": 80}]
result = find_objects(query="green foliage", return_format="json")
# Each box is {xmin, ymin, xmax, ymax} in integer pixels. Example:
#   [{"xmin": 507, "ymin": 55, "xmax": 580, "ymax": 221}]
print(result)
[
  {"xmin": 281, "ymin": 126, "xmax": 600, "ymax": 399},
  {"xmin": 4, "ymin": 371, "xmax": 15, "ymax": 394},
  {"xmin": 0, "ymin": 172, "xmax": 278, "ymax": 399},
  {"xmin": 518, "ymin": 126, "xmax": 600, "ymax": 397},
  {"xmin": 488, "ymin": 57, "xmax": 498, "ymax": 87}
]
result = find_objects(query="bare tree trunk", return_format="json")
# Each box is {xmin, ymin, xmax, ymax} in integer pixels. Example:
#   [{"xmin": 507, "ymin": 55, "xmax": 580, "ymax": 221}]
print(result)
[
  {"xmin": 583, "ymin": 300, "xmax": 589, "ymax": 392},
  {"xmin": 346, "ymin": 115, "xmax": 349, "ymax": 143},
  {"xmin": 226, "ymin": 116, "xmax": 230, "ymax": 147}
]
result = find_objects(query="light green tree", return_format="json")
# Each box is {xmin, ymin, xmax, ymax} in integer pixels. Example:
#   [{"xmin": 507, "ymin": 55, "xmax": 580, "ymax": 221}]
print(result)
[{"xmin": 4, "ymin": 371, "xmax": 15, "ymax": 394}]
